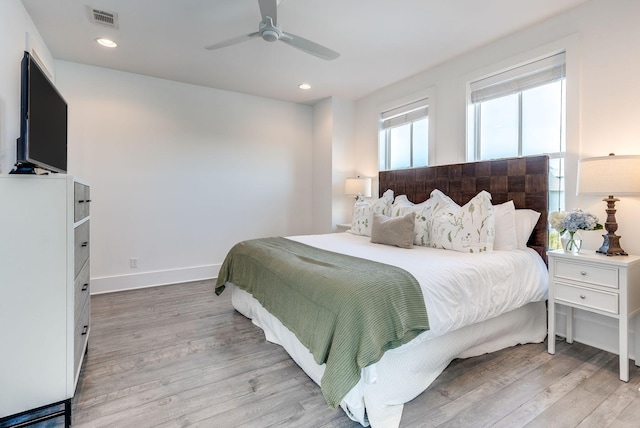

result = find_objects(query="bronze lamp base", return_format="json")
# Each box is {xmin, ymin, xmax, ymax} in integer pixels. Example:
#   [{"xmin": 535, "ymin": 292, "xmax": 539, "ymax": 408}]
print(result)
[
  {"xmin": 597, "ymin": 233, "xmax": 627, "ymax": 256},
  {"xmin": 598, "ymin": 195, "xmax": 627, "ymax": 256}
]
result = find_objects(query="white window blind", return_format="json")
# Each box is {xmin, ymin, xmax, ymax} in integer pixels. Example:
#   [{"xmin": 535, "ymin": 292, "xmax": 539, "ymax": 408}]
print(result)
[
  {"xmin": 470, "ymin": 52, "xmax": 566, "ymax": 104},
  {"xmin": 381, "ymin": 98, "xmax": 428, "ymax": 129},
  {"xmin": 379, "ymin": 97, "xmax": 429, "ymax": 171}
]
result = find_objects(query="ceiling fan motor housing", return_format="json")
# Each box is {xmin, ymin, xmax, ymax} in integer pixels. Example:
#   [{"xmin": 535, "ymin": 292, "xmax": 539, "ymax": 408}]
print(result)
[
  {"xmin": 262, "ymin": 29, "xmax": 279, "ymax": 42},
  {"xmin": 259, "ymin": 17, "xmax": 281, "ymax": 42}
]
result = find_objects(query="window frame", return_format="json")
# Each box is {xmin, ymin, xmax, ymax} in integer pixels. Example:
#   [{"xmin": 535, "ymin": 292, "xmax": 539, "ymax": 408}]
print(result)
[
  {"xmin": 466, "ymin": 49, "xmax": 572, "ymax": 249},
  {"xmin": 471, "ymin": 78, "xmax": 566, "ymax": 161},
  {"xmin": 381, "ymin": 114, "xmax": 428, "ymax": 171},
  {"xmin": 468, "ymin": 52, "xmax": 566, "ymax": 162},
  {"xmin": 378, "ymin": 88, "xmax": 435, "ymax": 172}
]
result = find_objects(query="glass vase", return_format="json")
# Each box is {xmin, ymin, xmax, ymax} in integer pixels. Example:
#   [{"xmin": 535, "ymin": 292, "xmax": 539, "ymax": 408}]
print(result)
[{"xmin": 561, "ymin": 230, "xmax": 582, "ymax": 254}]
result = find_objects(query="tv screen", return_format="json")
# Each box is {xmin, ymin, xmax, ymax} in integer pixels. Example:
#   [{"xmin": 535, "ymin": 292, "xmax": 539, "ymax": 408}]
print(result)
[{"xmin": 15, "ymin": 51, "xmax": 68, "ymax": 174}]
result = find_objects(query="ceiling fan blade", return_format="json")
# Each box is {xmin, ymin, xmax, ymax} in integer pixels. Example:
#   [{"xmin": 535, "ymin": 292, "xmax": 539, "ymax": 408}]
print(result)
[
  {"xmin": 205, "ymin": 32, "xmax": 260, "ymax": 50},
  {"xmin": 258, "ymin": 0, "xmax": 278, "ymax": 25},
  {"xmin": 280, "ymin": 32, "xmax": 340, "ymax": 61}
]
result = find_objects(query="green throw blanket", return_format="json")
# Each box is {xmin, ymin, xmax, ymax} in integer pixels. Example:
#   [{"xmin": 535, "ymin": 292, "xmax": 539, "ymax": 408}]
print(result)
[{"xmin": 215, "ymin": 237, "xmax": 430, "ymax": 408}]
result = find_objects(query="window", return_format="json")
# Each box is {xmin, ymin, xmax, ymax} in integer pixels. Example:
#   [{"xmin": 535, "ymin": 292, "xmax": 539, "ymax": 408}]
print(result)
[
  {"xmin": 379, "ymin": 98, "xmax": 428, "ymax": 171},
  {"xmin": 467, "ymin": 52, "xmax": 566, "ymax": 248}
]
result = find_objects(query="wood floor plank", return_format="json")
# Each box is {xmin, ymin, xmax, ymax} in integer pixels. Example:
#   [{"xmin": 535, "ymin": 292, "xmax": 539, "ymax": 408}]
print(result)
[
  {"xmin": 575, "ymin": 372, "xmax": 640, "ymax": 428},
  {"xmin": 491, "ymin": 347, "xmax": 617, "ymax": 428},
  {"xmin": 400, "ymin": 342, "xmax": 553, "ymax": 426},
  {"xmin": 403, "ymin": 343, "xmax": 562, "ymax": 427},
  {"xmin": 607, "ymin": 379, "xmax": 640, "ymax": 428},
  {"xmin": 59, "ymin": 280, "xmax": 640, "ymax": 428},
  {"xmin": 74, "ymin": 350, "xmax": 294, "ymax": 423},
  {"xmin": 523, "ymin": 355, "xmax": 635, "ymax": 428}
]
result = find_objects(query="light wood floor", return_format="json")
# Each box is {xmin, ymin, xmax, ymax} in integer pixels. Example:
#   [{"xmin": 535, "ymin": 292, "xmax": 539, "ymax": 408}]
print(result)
[{"xmin": 68, "ymin": 280, "xmax": 640, "ymax": 427}]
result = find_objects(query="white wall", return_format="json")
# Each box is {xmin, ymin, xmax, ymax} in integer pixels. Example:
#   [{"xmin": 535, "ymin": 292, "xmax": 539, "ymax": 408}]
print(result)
[
  {"xmin": 330, "ymin": 98, "xmax": 356, "ymax": 228},
  {"xmin": 311, "ymin": 98, "xmax": 333, "ymax": 233},
  {"xmin": 353, "ymin": 0, "xmax": 640, "ymax": 356},
  {"xmin": 312, "ymin": 97, "xmax": 357, "ymax": 232},
  {"xmin": 0, "ymin": 0, "xmax": 54, "ymax": 175},
  {"xmin": 55, "ymin": 61, "xmax": 314, "ymax": 293}
]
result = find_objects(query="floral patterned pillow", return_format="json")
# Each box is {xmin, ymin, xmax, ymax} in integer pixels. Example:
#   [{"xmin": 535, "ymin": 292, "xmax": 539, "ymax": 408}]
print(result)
[
  {"xmin": 429, "ymin": 190, "xmax": 495, "ymax": 253},
  {"xmin": 390, "ymin": 195, "xmax": 415, "ymax": 218},
  {"xmin": 413, "ymin": 191, "xmax": 450, "ymax": 246},
  {"xmin": 349, "ymin": 189, "xmax": 394, "ymax": 236},
  {"xmin": 389, "ymin": 193, "xmax": 450, "ymax": 246}
]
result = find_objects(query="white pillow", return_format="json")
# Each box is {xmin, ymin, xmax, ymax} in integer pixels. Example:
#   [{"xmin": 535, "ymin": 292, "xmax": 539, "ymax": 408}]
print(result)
[
  {"xmin": 493, "ymin": 201, "xmax": 517, "ymax": 251},
  {"xmin": 430, "ymin": 190, "xmax": 495, "ymax": 253},
  {"xmin": 349, "ymin": 189, "xmax": 394, "ymax": 237},
  {"xmin": 515, "ymin": 209, "xmax": 541, "ymax": 249}
]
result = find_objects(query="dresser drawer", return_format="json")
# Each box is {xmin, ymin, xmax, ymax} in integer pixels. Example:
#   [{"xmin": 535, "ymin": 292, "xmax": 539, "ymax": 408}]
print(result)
[
  {"xmin": 554, "ymin": 260, "xmax": 618, "ymax": 289},
  {"xmin": 74, "ymin": 221, "xmax": 90, "ymax": 277},
  {"xmin": 74, "ymin": 298, "xmax": 90, "ymax": 375},
  {"xmin": 554, "ymin": 282, "xmax": 619, "ymax": 314},
  {"xmin": 74, "ymin": 182, "xmax": 90, "ymax": 222},
  {"xmin": 74, "ymin": 260, "xmax": 90, "ymax": 322}
]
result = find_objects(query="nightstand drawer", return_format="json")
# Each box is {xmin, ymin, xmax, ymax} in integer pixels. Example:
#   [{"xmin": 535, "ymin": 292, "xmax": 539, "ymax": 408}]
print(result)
[
  {"xmin": 554, "ymin": 282, "xmax": 618, "ymax": 314},
  {"xmin": 555, "ymin": 260, "xmax": 618, "ymax": 289}
]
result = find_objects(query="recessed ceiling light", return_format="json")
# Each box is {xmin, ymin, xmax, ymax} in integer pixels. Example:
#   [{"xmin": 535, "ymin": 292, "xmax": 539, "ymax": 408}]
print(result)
[
  {"xmin": 298, "ymin": 83, "xmax": 311, "ymax": 90},
  {"xmin": 96, "ymin": 38, "xmax": 117, "ymax": 48}
]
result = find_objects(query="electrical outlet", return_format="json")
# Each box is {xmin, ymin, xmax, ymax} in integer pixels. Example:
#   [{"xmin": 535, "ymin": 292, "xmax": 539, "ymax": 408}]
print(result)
[{"xmin": 130, "ymin": 258, "xmax": 138, "ymax": 269}]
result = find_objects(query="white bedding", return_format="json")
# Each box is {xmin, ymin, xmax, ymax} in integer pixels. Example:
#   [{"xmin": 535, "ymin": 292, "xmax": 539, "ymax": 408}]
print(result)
[{"xmin": 226, "ymin": 232, "xmax": 548, "ymax": 427}]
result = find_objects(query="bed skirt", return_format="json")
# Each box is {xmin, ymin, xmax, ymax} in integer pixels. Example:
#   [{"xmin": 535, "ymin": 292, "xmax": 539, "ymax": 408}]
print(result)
[{"xmin": 229, "ymin": 283, "xmax": 547, "ymax": 427}]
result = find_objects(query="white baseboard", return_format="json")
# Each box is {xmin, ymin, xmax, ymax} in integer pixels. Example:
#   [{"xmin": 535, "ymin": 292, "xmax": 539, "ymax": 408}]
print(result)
[
  {"xmin": 553, "ymin": 306, "xmax": 638, "ymax": 361},
  {"xmin": 91, "ymin": 264, "xmax": 221, "ymax": 294}
]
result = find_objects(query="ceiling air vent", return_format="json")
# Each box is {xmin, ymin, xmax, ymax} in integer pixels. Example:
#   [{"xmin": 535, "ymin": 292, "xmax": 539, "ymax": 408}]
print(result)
[{"xmin": 88, "ymin": 7, "xmax": 119, "ymax": 29}]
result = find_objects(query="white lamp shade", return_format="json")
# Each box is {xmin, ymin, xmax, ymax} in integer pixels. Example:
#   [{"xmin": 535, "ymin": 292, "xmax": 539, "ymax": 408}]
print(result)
[
  {"xmin": 577, "ymin": 154, "xmax": 640, "ymax": 195},
  {"xmin": 345, "ymin": 177, "xmax": 372, "ymax": 197}
]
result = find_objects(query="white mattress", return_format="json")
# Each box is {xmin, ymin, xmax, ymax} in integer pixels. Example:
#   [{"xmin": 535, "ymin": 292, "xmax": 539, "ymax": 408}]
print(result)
[{"xmin": 227, "ymin": 233, "xmax": 549, "ymax": 427}]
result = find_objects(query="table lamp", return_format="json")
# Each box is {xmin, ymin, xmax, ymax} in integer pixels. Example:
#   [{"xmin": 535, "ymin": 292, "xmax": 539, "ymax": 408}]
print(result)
[
  {"xmin": 577, "ymin": 153, "xmax": 640, "ymax": 256},
  {"xmin": 344, "ymin": 176, "xmax": 372, "ymax": 199}
]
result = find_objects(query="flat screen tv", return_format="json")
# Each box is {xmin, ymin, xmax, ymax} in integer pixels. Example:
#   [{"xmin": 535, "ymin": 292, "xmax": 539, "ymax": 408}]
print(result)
[{"xmin": 12, "ymin": 51, "xmax": 67, "ymax": 174}]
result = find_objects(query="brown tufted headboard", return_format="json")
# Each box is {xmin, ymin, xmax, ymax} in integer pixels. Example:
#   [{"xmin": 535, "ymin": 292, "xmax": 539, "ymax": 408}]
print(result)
[{"xmin": 378, "ymin": 155, "xmax": 549, "ymax": 263}]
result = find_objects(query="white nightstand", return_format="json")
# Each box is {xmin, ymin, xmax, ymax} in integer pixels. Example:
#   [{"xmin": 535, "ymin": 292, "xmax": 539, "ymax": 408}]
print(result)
[
  {"xmin": 336, "ymin": 223, "xmax": 351, "ymax": 233},
  {"xmin": 547, "ymin": 249, "xmax": 640, "ymax": 381}
]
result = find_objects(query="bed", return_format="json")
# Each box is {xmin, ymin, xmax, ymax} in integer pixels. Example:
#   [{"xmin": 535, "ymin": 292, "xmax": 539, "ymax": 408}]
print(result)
[{"xmin": 216, "ymin": 155, "xmax": 550, "ymax": 427}]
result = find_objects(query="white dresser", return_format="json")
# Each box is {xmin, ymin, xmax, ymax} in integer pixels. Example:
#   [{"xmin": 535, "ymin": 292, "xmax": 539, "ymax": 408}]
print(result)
[
  {"xmin": 547, "ymin": 249, "xmax": 640, "ymax": 381},
  {"xmin": 0, "ymin": 175, "xmax": 91, "ymax": 425}
]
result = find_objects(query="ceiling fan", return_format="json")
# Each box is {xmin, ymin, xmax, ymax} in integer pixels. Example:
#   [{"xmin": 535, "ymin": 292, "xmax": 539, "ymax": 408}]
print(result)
[{"xmin": 205, "ymin": 0, "xmax": 340, "ymax": 61}]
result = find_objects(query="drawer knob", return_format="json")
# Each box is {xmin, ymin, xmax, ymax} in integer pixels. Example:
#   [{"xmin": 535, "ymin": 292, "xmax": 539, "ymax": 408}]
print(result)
[
  {"xmin": 82, "ymin": 325, "xmax": 89, "ymax": 335},
  {"xmin": 82, "ymin": 284, "xmax": 88, "ymax": 291},
  {"xmin": 81, "ymin": 242, "xmax": 89, "ymax": 247},
  {"xmin": 580, "ymin": 294, "xmax": 586, "ymax": 299},
  {"xmin": 580, "ymin": 271, "xmax": 587, "ymax": 276}
]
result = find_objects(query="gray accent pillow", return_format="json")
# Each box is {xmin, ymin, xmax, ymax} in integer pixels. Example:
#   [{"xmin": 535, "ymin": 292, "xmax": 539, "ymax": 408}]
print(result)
[{"xmin": 371, "ymin": 212, "xmax": 415, "ymax": 249}]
